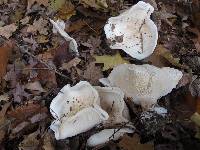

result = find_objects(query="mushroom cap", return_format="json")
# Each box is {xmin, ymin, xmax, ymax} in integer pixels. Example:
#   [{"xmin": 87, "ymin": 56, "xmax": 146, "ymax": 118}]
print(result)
[
  {"xmin": 100, "ymin": 64, "xmax": 183, "ymax": 107},
  {"xmin": 104, "ymin": 1, "xmax": 158, "ymax": 60},
  {"xmin": 87, "ymin": 128, "xmax": 134, "ymax": 147},
  {"xmin": 50, "ymin": 19, "xmax": 79, "ymax": 54},
  {"xmin": 50, "ymin": 81, "xmax": 109, "ymax": 139},
  {"xmin": 87, "ymin": 87, "xmax": 134, "ymax": 147},
  {"xmin": 95, "ymin": 86, "xmax": 130, "ymax": 124}
]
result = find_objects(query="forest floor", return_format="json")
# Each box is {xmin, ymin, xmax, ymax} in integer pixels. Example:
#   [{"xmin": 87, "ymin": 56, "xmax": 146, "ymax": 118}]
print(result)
[{"xmin": 0, "ymin": 0, "xmax": 200, "ymax": 150}]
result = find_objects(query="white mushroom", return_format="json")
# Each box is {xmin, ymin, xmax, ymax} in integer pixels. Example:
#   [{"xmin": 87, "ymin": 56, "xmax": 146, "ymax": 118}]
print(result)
[
  {"xmin": 50, "ymin": 81, "xmax": 109, "ymax": 140},
  {"xmin": 87, "ymin": 87, "xmax": 134, "ymax": 147},
  {"xmin": 104, "ymin": 1, "xmax": 158, "ymax": 60},
  {"xmin": 50, "ymin": 19, "xmax": 79, "ymax": 54},
  {"xmin": 100, "ymin": 64, "xmax": 183, "ymax": 108}
]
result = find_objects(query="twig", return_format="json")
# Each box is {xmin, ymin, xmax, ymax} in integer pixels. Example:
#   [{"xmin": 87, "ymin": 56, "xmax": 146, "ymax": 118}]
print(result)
[
  {"xmin": 18, "ymin": 45, "xmax": 73, "ymax": 81},
  {"xmin": 16, "ymin": 68, "xmax": 50, "ymax": 70},
  {"xmin": 83, "ymin": 20, "xmax": 98, "ymax": 34},
  {"xmin": 108, "ymin": 122, "xmax": 134, "ymax": 140}
]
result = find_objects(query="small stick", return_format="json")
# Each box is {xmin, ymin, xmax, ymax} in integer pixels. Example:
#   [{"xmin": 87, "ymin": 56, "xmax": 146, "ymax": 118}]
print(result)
[{"xmin": 18, "ymin": 45, "xmax": 73, "ymax": 81}]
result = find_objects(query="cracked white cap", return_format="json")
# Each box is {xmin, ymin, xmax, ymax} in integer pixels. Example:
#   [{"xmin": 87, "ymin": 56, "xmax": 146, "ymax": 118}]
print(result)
[
  {"xmin": 50, "ymin": 81, "xmax": 109, "ymax": 140},
  {"xmin": 100, "ymin": 64, "xmax": 183, "ymax": 108},
  {"xmin": 104, "ymin": 1, "xmax": 158, "ymax": 60}
]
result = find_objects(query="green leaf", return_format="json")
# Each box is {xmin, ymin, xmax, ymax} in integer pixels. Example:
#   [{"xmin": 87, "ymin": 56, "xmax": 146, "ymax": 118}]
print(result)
[{"xmin": 94, "ymin": 52, "xmax": 129, "ymax": 71}]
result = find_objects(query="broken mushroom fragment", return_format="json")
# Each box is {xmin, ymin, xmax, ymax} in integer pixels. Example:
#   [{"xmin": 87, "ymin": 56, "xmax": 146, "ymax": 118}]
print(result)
[
  {"xmin": 50, "ymin": 81, "xmax": 109, "ymax": 140},
  {"xmin": 104, "ymin": 1, "xmax": 158, "ymax": 60},
  {"xmin": 87, "ymin": 87, "xmax": 134, "ymax": 147},
  {"xmin": 50, "ymin": 19, "xmax": 79, "ymax": 54},
  {"xmin": 100, "ymin": 64, "xmax": 183, "ymax": 108}
]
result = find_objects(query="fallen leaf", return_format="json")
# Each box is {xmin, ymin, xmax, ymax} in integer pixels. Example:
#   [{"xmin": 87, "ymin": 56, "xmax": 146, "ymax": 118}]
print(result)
[
  {"xmin": 27, "ymin": 0, "xmax": 49, "ymax": 10},
  {"xmin": 158, "ymin": 3, "xmax": 177, "ymax": 26},
  {"xmin": 49, "ymin": 0, "xmax": 66, "ymax": 11},
  {"xmin": 7, "ymin": 102, "xmax": 47, "ymax": 122},
  {"xmin": 191, "ymin": 112, "xmax": 200, "ymax": 139},
  {"xmin": 19, "ymin": 130, "xmax": 40, "ymax": 150},
  {"xmin": 12, "ymin": 83, "xmax": 30, "ymax": 103},
  {"xmin": 51, "ymin": 42, "xmax": 73, "ymax": 66},
  {"xmin": 34, "ymin": 63, "xmax": 57, "ymax": 88},
  {"xmin": 94, "ymin": 52, "xmax": 129, "ymax": 71},
  {"xmin": 189, "ymin": 28, "xmax": 200, "ymax": 53},
  {"xmin": 83, "ymin": 62, "xmax": 103, "ymax": 85},
  {"xmin": 0, "ymin": 102, "xmax": 11, "ymax": 126},
  {"xmin": 80, "ymin": 0, "xmax": 108, "ymax": 10},
  {"xmin": 29, "ymin": 112, "xmax": 48, "ymax": 124},
  {"xmin": 25, "ymin": 81, "xmax": 46, "ymax": 93},
  {"xmin": 66, "ymin": 19, "xmax": 87, "ymax": 33},
  {"xmin": 81, "ymin": 36, "xmax": 101, "ymax": 54},
  {"xmin": 0, "ymin": 94, "xmax": 9, "ymax": 102},
  {"xmin": 36, "ymin": 52, "xmax": 57, "ymax": 87},
  {"xmin": 56, "ymin": 1, "xmax": 76, "ymax": 20},
  {"xmin": 11, "ymin": 121, "xmax": 29, "ymax": 134},
  {"xmin": 148, "ymin": 45, "xmax": 188, "ymax": 69},
  {"xmin": 27, "ymin": 17, "xmax": 48, "ymax": 35},
  {"xmin": 60, "ymin": 57, "xmax": 81, "ymax": 71},
  {"xmin": 36, "ymin": 35, "xmax": 49, "ymax": 43},
  {"xmin": 20, "ymin": 16, "xmax": 30, "ymax": 25},
  {"xmin": 0, "ymin": 0, "xmax": 7, "ymax": 5},
  {"xmin": 118, "ymin": 134, "xmax": 154, "ymax": 150},
  {"xmin": 42, "ymin": 131, "xmax": 55, "ymax": 150},
  {"xmin": 23, "ymin": 36, "xmax": 38, "ymax": 51},
  {"xmin": 177, "ymin": 73, "xmax": 192, "ymax": 88},
  {"xmin": 189, "ymin": 77, "xmax": 200, "ymax": 97},
  {"xmin": 0, "ymin": 42, "xmax": 12, "ymax": 81},
  {"xmin": 0, "ymin": 23, "xmax": 17, "ymax": 39},
  {"xmin": 0, "ymin": 102, "xmax": 11, "ymax": 142}
]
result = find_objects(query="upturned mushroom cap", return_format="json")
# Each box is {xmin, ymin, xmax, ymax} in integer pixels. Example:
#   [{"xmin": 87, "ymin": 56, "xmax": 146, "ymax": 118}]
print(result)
[
  {"xmin": 87, "ymin": 128, "xmax": 133, "ymax": 147},
  {"xmin": 87, "ymin": 87, "xmax": 134, "ymax": 147},
  {"xmin": 100, "ymin": 64, "xmax": 183, "ymax": 108},
  {"xmin": 95, "ymin": 86, "xmax": 130, "ymax": 124},
  {"xmin": 50, "ymin": 19, "xmax": 79, "ymax": 54},
  {"xmin": 104, "ymin": 1, "xmax": 158, "ymax": 60},
  {"xmin": 50, "ymin": 81, "xmax": 109, "ymax": 140}
]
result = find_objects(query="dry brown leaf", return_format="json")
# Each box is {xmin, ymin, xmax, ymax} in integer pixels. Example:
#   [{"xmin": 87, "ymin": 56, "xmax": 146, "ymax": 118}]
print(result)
[
  {"xmin": 83, "ymin": 62, "xmax": 103, "ymax": 85},
  {"xmin": 0, "ymin": 0, "xmax": 7, "ymax": 5},
  {"xmin": 60, "ymin": 57, "xmax": 81, "ymax": 71},
  {"xmin": 56, "ymin": 1, "xmax": 76, "ymax": 20},
  {"xmin": 27, "ymin": 0, "xmax": 49, "ymax": 10},
  {"xmin": 42, "ymin": 131, "xmax": 55, "ymax": 150},
  {"xmin": 0, "ymin": 102, "xmax": 11, "ymax": 142},
  {"xmin": 7, "ymin": 102, "xmax": 47, "ymax": 122},
  {"xmin": 118, "ymin": 134, "xmax": 154, "ymax": 150},
  {"xmin": 158, "ymin": 3, "xmax": 177, "ymax": 26},
  {"xmin": 27, "ymin": 17, "xmax": 48, "ymax": 35},
  {"xmin": 0, "ymin": 42, "xmax": 12, "ymax": 81},
  {"xmin": 36, "ymin": 51, "xmax": 57, "ymax": 87},
  {"xmin": 148, "ymin": 45, "xmax": 188, "ymax": 69},
  {"xmin": 0, "ymin": 23, "xmax": 17, "ymax": 39},
  {"xmin": 189, "ymin": 28, "xmax": 200, "ymax": 53},
  {"xmin": 80, "ymin": 0, "xmax": 108, "ymax": 10},
  {"xmin": 51, "ymin": 42, "xmax": 73, "ymax": 66},
  {"xmin": 25, "ymin": 81, "xmax": 46, "ymax": 93},
  {"xmin": 20, "ymin": 16, "xmax": 30, "ymax": 25},
  {"xmin": 66, "ymin": 19, "xmax": 88, "ymax": 33},
  {"xmin": 36, "ymin": 35, "xmax": 49, "ymax": 43},
  {"xmin": 19, "ymin": 130, "xmax": 40, "ymax": 150}
]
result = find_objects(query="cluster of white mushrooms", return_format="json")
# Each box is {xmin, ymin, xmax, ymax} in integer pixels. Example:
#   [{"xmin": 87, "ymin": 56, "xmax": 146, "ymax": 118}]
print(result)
[{"xmin": 50, "ymin": 1, "xmax": 183, "ymax": 147}]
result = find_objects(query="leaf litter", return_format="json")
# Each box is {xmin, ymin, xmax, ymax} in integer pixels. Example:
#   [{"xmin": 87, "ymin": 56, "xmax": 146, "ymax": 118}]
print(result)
[{"xmin": 0, "ymin": 0, "xmax": 200, "ymax": 149}]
